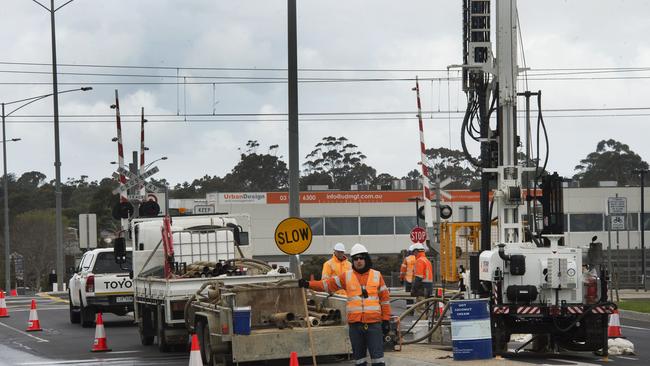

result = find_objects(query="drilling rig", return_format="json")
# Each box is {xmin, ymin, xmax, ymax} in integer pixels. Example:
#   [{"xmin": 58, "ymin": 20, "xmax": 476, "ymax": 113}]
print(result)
[{"xmin": 460, "ymin": 0, "xmax": 614, "ymax": 354}]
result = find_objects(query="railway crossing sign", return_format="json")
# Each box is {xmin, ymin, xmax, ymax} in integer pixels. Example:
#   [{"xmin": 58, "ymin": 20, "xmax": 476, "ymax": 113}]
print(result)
[
  {"xmin": 274, "ymin": 217, "xmax": 313, "ymax": 255},
  {"xmin": 112, "ymin": 166, "xmax": 163, "ymax": 196}
]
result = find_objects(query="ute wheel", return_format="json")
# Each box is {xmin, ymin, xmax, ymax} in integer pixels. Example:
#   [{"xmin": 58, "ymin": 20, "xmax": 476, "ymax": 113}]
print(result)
[
  {"xmin": 68, "ymin": 291, "xmax": 80, "ymax": 324},
  {"xmin": 80, "ymin": 296, "xmax": 95, "ymax": 328}
]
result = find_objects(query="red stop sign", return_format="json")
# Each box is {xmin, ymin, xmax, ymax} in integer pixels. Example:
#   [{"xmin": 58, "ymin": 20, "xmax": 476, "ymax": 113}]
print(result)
[{"xmin": 410, "ymin": 227, "xmax": 427, "ymax": 243}]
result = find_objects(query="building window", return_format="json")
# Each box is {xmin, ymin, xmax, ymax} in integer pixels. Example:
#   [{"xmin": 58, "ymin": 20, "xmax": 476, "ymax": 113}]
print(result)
[
  {"xmin": 569, "ymin": 213, "xmax": 603, "ymax": 232},
  {"xmin": 395, "ymin": 216, "xmax": 418, "ymax": 234},
  {"xmin": 325, "ymin": 217, "xmax": 359, "ymax": 236},
  {"xmin": 361, "ymin": 217, "xmax": 394, "ymax": 235},
  {"xmin": 304, "ymin": 217, "xmax": 324, "ymax": 236}
]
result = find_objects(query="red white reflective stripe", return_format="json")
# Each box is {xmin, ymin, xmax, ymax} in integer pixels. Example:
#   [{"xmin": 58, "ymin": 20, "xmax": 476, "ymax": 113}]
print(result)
[
  {"xmin": 516, "ymin": 306, "xmax": 541, "ymax": 314},
  {"xmin": 566, "ymin": 306, "xmax": 583, "ymax": 314},
  {"xmin": 591, "ymin": 305, "xmax": 615, "ymax": 314},
  {"xmin": 413, "ymin": 78, "xmax": 433, "ymax": 227},
  {"xmin": 493, "ymin": 306, "xmax": 510, "ymax": 314},
  {"xmin": 114, "ymin": 90, "xmax": 127, "ymax": 203},
  {"xmin": 139, "ymin": 107, "xmax": 146, "ymax": 197}
]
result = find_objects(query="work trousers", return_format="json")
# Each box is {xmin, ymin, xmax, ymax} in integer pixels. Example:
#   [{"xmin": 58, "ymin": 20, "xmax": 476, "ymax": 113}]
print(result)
[{"xmin": 348, "ymin": 322, "xmax": 385, "ymax": 366}]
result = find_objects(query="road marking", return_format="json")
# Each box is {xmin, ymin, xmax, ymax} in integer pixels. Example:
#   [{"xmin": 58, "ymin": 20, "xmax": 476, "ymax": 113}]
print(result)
[
  {"xmin": 104, "ymin": 350, "xmax": 141, "ymax": 354},
  {"xmin": 621, "ymin": 324, "xmax": 650, "ymax": 331},
  {"xmin": 0, "ymin": 321, "xmax": 49, "ymax": 343},
  {"xmin": 37, "ymin": 292, "xmax": 69, "ymax": 304},
  {"xmin": 617, "ymin": 356, "xmax": 638, "ymax": 360},
  {"xmin": 18, "ymin": 355, "xmax": 188, "ymax": 365}
]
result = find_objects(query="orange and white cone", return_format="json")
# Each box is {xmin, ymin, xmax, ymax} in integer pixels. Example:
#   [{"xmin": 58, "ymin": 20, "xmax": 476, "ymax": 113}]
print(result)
[
  {"xmin": 26, "ymin": 299, "xmax": 42, "ymax": 331},
  {"xmin": 91, "ymin": 313, "xmax": 111, "ymax": 352},
  {"xmin": 0, "ymin": 290, "xmax": 9, "ymax": 317},
  {"xmin": 608, "ymin": 309, "xmax": 623, "ymax": 338},
  {"xmin": 188, "ymin": 333, "xmax": 202, "ymax": 366},
  {"xmin": 289, "ymin": 351, "xmax": 299, "ymax": 366},
  {"xmin": 9, "ymin": 289, "xmax": 17, "ymax": 297}
]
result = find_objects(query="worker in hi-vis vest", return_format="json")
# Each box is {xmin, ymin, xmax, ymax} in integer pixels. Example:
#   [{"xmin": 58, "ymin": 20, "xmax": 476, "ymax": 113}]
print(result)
[
  {"xmin": 399, "ymin": 244, "xmax": 416, "ymax": 292},
  {"xmin": 410, "ymin": 243, "xmax": 434, "ymax": 308},
  {"xmin": 299, "ymin": 243, "xmax": 391, "ymax": 366},
  {"xmin": 321, "ymin": 242, "xmax": 352, "ymax": 296}
]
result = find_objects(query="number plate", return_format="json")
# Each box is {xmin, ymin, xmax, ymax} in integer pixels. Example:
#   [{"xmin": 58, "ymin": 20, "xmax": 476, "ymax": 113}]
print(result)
[{"xmin": 115, "ymin": 296, "xmax": 133, "ymax": 303}]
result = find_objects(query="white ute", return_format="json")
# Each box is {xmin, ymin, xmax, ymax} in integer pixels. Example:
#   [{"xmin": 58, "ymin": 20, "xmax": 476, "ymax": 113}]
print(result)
[{"xmin": 68, "ymin": 248, "xmax": 134, "ymax": 327}]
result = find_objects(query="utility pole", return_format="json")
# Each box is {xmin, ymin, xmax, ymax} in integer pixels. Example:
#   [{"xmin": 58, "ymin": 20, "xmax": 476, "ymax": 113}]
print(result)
[
  {"xmin": 634, "ymin": 168, "xmax": 648, "ymax": 290},
  {"xmin": 287, "ymin": 0, "xmax": 300, "ymax": 275},
  {"xmin": 33, "ymin": 0, "xmax": 77, "ymax": 292}
]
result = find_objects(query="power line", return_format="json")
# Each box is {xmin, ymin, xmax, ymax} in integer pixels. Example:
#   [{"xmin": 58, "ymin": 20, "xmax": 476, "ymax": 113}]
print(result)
[{"xmin": 2, "ymin": 60, "xmax": 650, "ymax": 74}]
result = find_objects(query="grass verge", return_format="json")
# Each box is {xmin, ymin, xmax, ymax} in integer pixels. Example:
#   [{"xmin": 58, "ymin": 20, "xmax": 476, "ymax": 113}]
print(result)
[{"xmin": 618, "ymin": 299, "xmax": 650, "ymax": 313}]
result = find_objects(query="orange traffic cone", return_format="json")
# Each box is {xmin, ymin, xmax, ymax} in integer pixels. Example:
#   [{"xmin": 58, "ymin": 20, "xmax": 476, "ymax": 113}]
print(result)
[
  {"xmin": 91, "ymin": 313, "xmax": 111, "ymax": 352},
  {"xmin": 289, "ymin": 351, "xmax": 299, "ymax": 366},
  {"xmin": 26, "ymin": 299, "xmax": 42, "ymax": 331},
  {"xmin": 0, "ymin": 290, "xmax": 8, "ymax": 317},
  {"xmin": 188, "ymin": 333, "xmax": 202, "ymax": 366},
  {"xmin": 9, "ymin": 289, "xmax": 17, "ymax": 297},
  {"xmin": 608, "ymin": 309, "xmax": 623, "ymax": 338}
]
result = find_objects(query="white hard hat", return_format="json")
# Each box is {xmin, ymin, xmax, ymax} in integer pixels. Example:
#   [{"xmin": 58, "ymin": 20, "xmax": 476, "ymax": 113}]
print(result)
[
  {"xmin": 412, "ymin": 243, "xmax": 425, "ymax": 251},
  {"xmin": 333, "ymin": 242, "xmax": 346, "ymax": 252},
  {"xmin": 408, "ymin": 244, "xmax": 415, "ymax": 252},
  {"xmin": 350, "ymin": 243, "xmax": 369, "ymax": 257}
]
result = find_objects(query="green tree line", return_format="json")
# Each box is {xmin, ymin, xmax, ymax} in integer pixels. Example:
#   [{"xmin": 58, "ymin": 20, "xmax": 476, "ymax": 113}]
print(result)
[{"xmin": 0, "ymin": 138, "xmax": 646, "ymax": 289}]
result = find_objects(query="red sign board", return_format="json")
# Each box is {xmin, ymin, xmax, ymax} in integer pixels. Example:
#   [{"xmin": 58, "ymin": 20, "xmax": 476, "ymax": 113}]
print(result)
[{"xmin": 410, "ymin": 227, "xmax": 427, "ymax": 243}]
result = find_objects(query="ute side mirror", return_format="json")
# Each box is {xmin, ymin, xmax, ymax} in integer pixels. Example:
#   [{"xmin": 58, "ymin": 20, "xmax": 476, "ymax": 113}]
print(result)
[{"xmin": 114, "ymin": 237, "xmax": 127, "ymax": 264}]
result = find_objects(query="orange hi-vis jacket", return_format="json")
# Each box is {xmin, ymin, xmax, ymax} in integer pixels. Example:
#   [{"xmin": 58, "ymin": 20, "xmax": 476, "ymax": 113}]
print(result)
[
  {"xmin": 414, "ymin": 252, "xmax": 433, "ymax": 283},
  {"xmin": 309, "ymin": 269, "xmax": 391, "ymax": 324},
  {"xmin": 322, "ymin": 255, "xmax": 352, "ymax": 296},
  {"xmin": 399, "ymin": 254, "xmax": 416, "ymax": 283}
]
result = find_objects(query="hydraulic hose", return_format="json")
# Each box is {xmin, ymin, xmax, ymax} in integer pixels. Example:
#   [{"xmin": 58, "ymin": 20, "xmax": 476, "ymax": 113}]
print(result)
[
  {"xmin": 552, "ymin": 301, "xmax": 617, "ymax": 332},
  {"xmin": 399, "ymin": 292, "xmax": 463, "ymax": 345}
]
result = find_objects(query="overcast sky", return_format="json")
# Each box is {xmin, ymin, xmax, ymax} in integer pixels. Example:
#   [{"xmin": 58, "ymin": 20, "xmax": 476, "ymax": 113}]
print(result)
[{"xmin": 1, "ymin": 1, "xmax": 649, "ymax": 187}]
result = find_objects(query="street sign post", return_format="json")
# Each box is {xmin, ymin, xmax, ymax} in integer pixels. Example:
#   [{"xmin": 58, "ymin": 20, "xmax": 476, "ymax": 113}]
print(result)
[{"xmin": 607, "ymin": 197, "xmax": 627, "ymax": 231}]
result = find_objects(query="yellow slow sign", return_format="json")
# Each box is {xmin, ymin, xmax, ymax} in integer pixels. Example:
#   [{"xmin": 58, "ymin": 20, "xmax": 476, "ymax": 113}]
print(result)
[{"xmin": 274, "ymin": 217, "xmax": 313, "ymax": 255}]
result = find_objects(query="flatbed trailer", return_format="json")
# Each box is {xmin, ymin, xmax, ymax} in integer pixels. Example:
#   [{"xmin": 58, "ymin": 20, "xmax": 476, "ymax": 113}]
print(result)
[{"xmin": 185, "ymin": 281, "xmax": 351, "ymax": 365}]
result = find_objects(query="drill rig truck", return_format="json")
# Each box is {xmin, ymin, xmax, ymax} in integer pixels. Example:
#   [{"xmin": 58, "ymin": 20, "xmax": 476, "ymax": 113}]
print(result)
[{"xmin": 459, "ymin": 0, "xmax": 614, "ymax": 354}]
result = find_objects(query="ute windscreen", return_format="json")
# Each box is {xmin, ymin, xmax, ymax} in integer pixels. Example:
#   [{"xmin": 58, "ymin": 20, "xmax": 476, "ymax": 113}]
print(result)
[{"xmin": 94, "ymin": 252, "xmax": 132, "ymax": 273}]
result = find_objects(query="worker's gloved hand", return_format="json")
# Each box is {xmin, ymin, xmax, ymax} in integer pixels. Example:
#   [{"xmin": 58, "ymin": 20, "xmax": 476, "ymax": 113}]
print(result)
[
  {"xmin": 298, "ymin": 279, "xmax": 310, "ymax": 288},
  {"xmin": 382, "ymin": 320, "xmax": 391, "ymax": 335}
]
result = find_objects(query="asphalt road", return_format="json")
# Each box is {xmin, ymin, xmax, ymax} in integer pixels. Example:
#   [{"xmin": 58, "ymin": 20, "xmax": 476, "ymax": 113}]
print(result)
[{"xmin": 0, "ymin": 295, "xmax": 648, "ymax": 365}]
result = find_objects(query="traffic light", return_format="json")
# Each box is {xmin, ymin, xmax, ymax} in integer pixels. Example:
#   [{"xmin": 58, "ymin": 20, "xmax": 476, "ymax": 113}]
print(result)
[
  {"xmin": 139, "ymin": 200, "xmax": 161, "ymax": 217},
  {"xmin": 417, "ymin": 206, "xmax": 425, "ymax": 220},
  {"xmin": 112, "ymin": 201, "xmax": 134, "ymax": 220},
  {"xmin": 440, "ymin": 205, "xmax": 453, "ymax": 220}
]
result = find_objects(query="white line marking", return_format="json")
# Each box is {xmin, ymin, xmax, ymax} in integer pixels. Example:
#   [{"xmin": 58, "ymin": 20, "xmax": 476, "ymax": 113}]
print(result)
[
  {"xmin": 617, "ymin": 356, "xmax": 638, "ymax": 360},
  {"xmin": 621, "ymin": 324, "xmax": 650, "ymax": 331},
  {"xmin": 0, "ymin": 321, "xmax": 49, "ymax": 343},
  {"xmin": 18, "ymin": 355, "xmax": 187, "ymax": 365},
  {"xmin": 105, "ymin": 350, "xmax": 141, "ymax": 355}
]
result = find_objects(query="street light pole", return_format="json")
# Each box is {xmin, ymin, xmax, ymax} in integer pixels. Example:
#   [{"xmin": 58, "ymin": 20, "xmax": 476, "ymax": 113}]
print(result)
[
  {"xmin": 0, "ymin": 87, "xmax": 89, "ymax": 292},
  {"xmin": 2, "ymin": 103, "xmax": 8, "ymax": 293},
  {"xmin": 634, "ymin": 168, "xmax": 648, "ymax": 291},
  {"xmin": 1, "ymin": 103, "xmax": 22, "ymax": 292}
]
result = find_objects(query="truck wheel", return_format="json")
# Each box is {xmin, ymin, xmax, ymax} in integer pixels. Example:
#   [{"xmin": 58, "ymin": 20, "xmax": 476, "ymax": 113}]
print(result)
[
  {"xmin": 68, "ymin": 291, "xmax": 80, "ymax": 324},
  {"xmin": 139, "ymin": 307, "xmax": 154, "ymax": 346},
  {"xmin": 157, "ymin": 305, "xmax": 170, "ymax": 352},
  {"xmin": 80, "ymin": 297, "xmax": 95, "ymax": 328}
]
